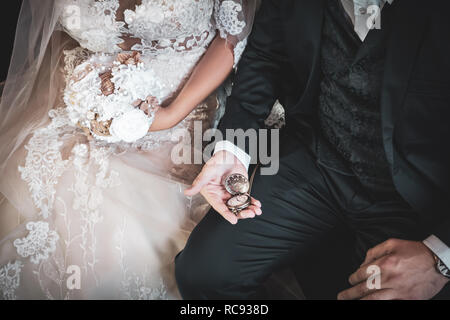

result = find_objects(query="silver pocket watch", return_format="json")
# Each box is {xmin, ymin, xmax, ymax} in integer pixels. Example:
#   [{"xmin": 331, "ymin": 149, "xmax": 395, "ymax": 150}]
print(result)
[{"xmin": 223, "ymin": 173, "xmax": 251, "ymax": 215}]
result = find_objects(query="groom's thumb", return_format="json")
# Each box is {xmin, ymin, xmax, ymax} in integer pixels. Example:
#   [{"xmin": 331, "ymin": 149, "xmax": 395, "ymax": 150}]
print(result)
[{"xmin": 184, "ymin": 171, "xmax": 210, "ymax": 196}]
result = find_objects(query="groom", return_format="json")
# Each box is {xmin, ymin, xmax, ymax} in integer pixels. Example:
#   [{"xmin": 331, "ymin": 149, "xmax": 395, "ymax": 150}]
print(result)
[{"xmin": 175, "ymin": 0, "xmax": 450, "ymax": 299}]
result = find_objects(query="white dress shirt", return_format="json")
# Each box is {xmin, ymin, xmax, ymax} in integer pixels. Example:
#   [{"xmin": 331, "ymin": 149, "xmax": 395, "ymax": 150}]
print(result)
[{"xmin": 213, "ymin": 0, "xmax": 450, "ymax": 269}]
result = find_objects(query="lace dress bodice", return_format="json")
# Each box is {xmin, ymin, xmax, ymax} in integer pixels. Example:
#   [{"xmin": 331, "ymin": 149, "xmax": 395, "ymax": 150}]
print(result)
[
  {"xmin": 60, "ymin": 0, "xmax": 249, "ymax": 64},
  {"xmin": 58, "ymin": 0, "xmax": 253, "ymax": 150}
]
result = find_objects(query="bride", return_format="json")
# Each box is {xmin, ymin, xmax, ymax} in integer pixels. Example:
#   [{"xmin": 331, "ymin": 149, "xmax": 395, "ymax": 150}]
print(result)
[{"xmin": 0, "ymin": 0, "xmax": 256, "ymax": 300}]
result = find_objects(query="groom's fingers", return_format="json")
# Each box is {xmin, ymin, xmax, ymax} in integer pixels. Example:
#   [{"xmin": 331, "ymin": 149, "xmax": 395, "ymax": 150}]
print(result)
[
  {"xmin": 237, "ymin": 205, "xmax": 261, "ymax": 219},
  {"xmin": 211, "ymin": 201, "xmax": 238, "ymax": 225},
  {"xmin": 250, "ymin": 197, "xmax": 262, "ymax": 208},
  {"xmin": 362, "ymin": 239, "xmax": 397, "ymax": 266}
]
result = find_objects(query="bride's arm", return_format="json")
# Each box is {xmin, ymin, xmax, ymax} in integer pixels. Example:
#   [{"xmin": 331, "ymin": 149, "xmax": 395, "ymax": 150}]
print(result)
[{"xmin": 149, "ymin": 36, "xmax": 234, "ymax": 131}]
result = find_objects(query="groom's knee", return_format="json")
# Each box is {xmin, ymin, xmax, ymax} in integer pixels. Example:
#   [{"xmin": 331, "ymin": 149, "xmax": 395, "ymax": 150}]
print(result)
[
  {"xmin": 175, "ymin": 212, "xmax": 242, "ymax": 299},
  {"xmin": 175, "ymin": 247, "xmax": 234, "ymax": 299}
]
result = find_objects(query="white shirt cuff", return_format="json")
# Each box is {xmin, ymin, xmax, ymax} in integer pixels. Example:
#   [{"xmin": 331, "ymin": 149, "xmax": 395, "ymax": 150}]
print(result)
[
  {"xmin": 423, "ymin": 235, "xmax": 450, "ymax": 268},
  {"xmin": 214, "ymin": 140, "xmax": 251, "ymax": 171}
]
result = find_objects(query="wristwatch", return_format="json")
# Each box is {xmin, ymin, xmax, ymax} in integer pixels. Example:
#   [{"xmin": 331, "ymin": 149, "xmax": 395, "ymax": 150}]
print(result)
[{"xmin": 433, "ymin": 255, "xmax": 450, "ymax": 279}]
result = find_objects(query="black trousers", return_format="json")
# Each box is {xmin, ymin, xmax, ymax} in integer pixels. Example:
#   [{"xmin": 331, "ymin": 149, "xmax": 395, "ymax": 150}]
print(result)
[{"xmin": 175, "ymin": 132, "xmax": 431, "ymax": 299}]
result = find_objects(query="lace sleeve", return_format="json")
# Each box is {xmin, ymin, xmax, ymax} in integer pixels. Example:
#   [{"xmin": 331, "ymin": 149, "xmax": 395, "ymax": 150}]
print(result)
[{"xmin": 213, "ymin": 0, "xmax": 258, "ymax": 67}]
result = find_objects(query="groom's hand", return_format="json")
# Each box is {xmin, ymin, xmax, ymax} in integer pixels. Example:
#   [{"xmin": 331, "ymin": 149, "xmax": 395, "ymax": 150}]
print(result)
[
  {"xmin": 185, "ymin": 151, "xmax": 262, "ymax": 225},
  {"xmin": 338, "ymin": 239, "xmax": 449, "ymax": 300}
]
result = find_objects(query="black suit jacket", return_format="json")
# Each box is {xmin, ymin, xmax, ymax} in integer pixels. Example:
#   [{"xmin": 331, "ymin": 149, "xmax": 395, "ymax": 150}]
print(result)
[{"xmin": 219, "ymin": 0, "xmax": 450, "ymax": 245}]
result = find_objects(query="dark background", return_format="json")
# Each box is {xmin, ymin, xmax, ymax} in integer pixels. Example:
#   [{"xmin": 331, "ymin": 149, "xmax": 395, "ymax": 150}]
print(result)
[{"xmin": 1, "ymin": 1, "xmax": 23, "ymax": 82}]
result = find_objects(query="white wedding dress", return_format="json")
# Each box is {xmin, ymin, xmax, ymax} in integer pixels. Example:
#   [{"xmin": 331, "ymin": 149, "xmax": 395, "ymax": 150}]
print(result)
[{"xmin": 0, "ymin": 0, "xmax": 255, "ymax": 300}]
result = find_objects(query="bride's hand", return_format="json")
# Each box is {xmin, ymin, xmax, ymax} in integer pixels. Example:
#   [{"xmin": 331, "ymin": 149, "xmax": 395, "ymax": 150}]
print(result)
[
  {"xmin": 133, "ymin": 95, "xmax": 161, "ymax": 116},
  {"xmin": 184, "ymin": 151, "xmax": 262, "ymax": 225}
]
